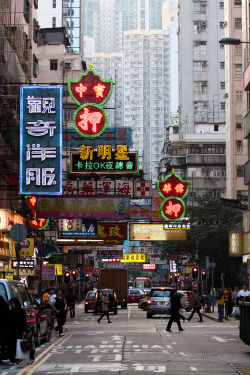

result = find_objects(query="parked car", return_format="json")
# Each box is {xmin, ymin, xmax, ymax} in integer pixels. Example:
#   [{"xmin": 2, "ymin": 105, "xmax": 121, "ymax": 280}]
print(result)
[
  {"xmin": 138, "ymin": 290, "xmax": 151, "ymax": 311},
  {"xmin": 84, "ymin": 291, "xmax": 95, "ymax": 313},
  {"xmin": 0, "ymin": 279, "xmax": 36, "ymax": 350},
  {"xmin": 177, "ymin": 290, "xmax": 192, "ymax": 311},
  {"xmin": 127, "ymin": 288, "xmax": 144, "ymax": 303},
  {"xmin": 94, "ymin": 289, "xmax": 118, "ymax": 315},
  {"xmin": 30, "ymin": 295, "xmax": 52, "ymax": 346},
  {"xmin": 146, "ymin": 287, "xmax": 173, "ymax": 318}
]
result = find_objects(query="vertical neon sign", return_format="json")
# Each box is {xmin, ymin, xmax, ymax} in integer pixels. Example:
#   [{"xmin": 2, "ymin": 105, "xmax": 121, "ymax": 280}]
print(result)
[{"xmin": 20, "ymin": 86, "xmax": 63, "ymax": 195}]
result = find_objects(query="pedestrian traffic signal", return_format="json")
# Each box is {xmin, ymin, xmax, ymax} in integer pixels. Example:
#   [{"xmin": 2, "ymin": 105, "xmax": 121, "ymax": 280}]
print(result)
[
  {"xmin": 71, "ymin": 270, "xmax": 77, "ymax": 281},
  {"xmin": 64, "ymin": 271, "xmax": 70, "ymax": 284},
  {"xmin": 201, "ymin": 270, "xmax": 206, "ymax": 281},
  {"xmin": 192, "ymin": 267, "xmax": 199, "ymax": 280}
]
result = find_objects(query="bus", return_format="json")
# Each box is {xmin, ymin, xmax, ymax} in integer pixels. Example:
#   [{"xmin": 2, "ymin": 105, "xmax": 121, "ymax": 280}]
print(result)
[{"xmin": 133, "ymin": 277, "xmax": 152, "ymax": 289}]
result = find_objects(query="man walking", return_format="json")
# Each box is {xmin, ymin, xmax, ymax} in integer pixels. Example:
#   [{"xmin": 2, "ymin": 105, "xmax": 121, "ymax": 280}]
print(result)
[
  {"xmin": 216, "ymin": 287, "xmax": 224, "ymax": 322},
  {"xmin": 51, "ymin": 289, "xmax": 67, "ymax": 336},
  {"xmin": 97, "ymin": 290, "xmax": 112, "ymax": 324},
  {"xmin": 166, "ymin": 289, "xmax": 184, "ymax": 332},
  {"xmin": 187, "ymin": 290, "xmax": 203, "ymax": 322},
  {"xmin": 237, "ymin": 284, "xmax": 250, "ymax": 302}
]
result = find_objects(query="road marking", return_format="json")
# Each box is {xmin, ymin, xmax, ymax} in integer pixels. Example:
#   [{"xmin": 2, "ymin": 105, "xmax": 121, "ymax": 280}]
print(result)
[
  {"xmin": 166, "ymin": 345, "xmax": 173, "ymax": 349},
  {"xmin": 1, "ymin": 372, "xmax": 8, "ymax": 375},
  {"xmin": 190, "ymin": 367, "xmax": 197, "ymax": 371},
  {"xmin": 210, "ymin": 336, "xmax": 227, "ymax": 343},
  {"xmin": 179, "ymin": 352, "xmax": 185, "ymax": 356}
]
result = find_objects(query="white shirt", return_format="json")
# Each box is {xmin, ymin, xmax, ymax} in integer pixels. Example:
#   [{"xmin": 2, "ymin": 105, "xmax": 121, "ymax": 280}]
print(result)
[
  {"xmin": 237, "ymin": 290, "xmax": 250, "ymax": 297},
  {"xmin": 49, "ymin": 293, "xmax": 56, "ymax": 304}
]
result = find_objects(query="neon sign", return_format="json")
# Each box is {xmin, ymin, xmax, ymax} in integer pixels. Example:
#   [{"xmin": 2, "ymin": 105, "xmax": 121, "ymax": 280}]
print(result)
[
  {"xmin": 68, "ymin": 66, "xmax": 113, "ymax": 139},
  {"xmin": 20, "ymin": 86, "xmax": 63, "ymax": 195},
  {"xmin": 25, "ymin": 196, "xmax": 49, "ymax": 230},
  {"xmin": 157, "ymin": 170, "xmax": 189, "ymax": 221}
]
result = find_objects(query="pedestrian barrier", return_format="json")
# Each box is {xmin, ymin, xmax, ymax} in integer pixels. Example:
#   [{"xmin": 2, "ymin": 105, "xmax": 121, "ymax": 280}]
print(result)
[{"xmin": 239, "ymin": 301, "xmax": 250, "ymax": 346}]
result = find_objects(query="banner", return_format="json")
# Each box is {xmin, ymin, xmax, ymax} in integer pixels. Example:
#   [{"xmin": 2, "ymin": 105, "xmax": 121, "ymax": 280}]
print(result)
[{"xmin": 129, "ymin": 224, "xmax": 186, "ymax": 241}]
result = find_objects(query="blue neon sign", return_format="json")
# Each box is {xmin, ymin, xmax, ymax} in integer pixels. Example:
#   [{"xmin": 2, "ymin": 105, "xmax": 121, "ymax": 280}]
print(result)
[{"xmin": 20, "ymin": 86, "xmax": 63, "ymax": 195}]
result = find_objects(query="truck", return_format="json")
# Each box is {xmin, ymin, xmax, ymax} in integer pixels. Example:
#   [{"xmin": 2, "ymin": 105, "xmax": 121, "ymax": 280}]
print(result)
[{"xmin": 100, "ymin": 269, "xmax": 128, "ymax": 309}]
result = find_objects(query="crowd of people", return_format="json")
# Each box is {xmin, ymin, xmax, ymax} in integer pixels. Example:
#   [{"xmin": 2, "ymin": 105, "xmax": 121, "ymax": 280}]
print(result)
[{"xmin": 0, "ymin": 286, "xmax": 76, "ymax": 366}]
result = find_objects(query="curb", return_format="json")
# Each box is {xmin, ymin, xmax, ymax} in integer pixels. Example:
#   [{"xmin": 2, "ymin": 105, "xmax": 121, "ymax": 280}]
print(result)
[{"xmin": 201, "ymin": 312, "xmax": 218, "ymax": 322}]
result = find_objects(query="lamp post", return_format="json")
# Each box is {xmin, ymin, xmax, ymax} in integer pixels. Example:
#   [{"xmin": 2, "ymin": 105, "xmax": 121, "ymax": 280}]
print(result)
[{"xmin": 219, "ymin": 37, "xmax": 250, "ymax": 45}]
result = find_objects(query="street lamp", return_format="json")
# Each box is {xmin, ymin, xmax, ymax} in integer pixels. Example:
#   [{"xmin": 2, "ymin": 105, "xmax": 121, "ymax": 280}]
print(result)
[{"xmin": 219, "ymin": 37, "xmax": 250, "ymax": 45}]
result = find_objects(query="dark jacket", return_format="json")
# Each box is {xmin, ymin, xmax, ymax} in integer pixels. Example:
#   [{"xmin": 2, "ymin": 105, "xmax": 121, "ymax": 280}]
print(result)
[
  {"xmin": 66, "ymin": 291, "xmax": 76, "ymax": 306},
  {"xmin": 191, "ymin": 293, "xmax": 202, "ymax": 309},
  {"xmin": 170, "ymin": 293, "xmax": 182, "ymax": 316},
  {"xmin": 9, "ymin": 307, "xmax": 27, "ymax": 339},
  {"xmin": 0, "ymin": 297, "xmax": 10, "ymax": 340},
  {"xmin": 55, "ymin": 296, "xmax": 66, "ymax": 313}
]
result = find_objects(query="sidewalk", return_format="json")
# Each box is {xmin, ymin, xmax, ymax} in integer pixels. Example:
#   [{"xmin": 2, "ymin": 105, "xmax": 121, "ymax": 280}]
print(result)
[{"xmin": 201, "ymin": 305, "xmax": 239, "ymax": 324}]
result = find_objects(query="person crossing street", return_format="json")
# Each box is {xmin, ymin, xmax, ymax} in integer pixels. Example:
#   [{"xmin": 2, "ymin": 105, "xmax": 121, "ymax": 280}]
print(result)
[{"xmin": 97, "ymin": 291, "xmax": 112, "ymax": 324}]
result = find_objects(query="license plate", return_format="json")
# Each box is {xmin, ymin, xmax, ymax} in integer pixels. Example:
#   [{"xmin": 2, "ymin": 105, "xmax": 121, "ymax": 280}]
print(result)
[{"xmin": 159, "ymin": 302, "xmax": 165, "ymax": 305}]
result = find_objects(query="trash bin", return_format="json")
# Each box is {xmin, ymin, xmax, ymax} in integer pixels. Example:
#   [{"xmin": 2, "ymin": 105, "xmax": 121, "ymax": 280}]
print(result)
[{"xmin": 239, "ymin": 301, "xmax": 250, "ymax": 346}]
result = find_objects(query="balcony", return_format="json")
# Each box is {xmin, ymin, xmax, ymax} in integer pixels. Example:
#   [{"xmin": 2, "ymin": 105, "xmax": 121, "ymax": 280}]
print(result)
[{"xmin": 244, "ymin": 109, "xmax": 250, "ymax": 138}]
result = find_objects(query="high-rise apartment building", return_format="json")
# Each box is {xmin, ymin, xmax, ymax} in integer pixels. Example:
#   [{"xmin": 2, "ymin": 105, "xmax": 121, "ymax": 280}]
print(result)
[{"xmin": 224, "ymin": 0, "xmax": 247, "ymax": 201}]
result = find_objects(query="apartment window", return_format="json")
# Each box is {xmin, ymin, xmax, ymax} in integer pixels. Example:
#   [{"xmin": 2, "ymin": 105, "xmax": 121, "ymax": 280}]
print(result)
[
  {"xmin": 235, "ymin": 64, "xmax": 242, "ymax": 78},
  {"xmin": 234, "ymin": 0, "xmax": 242, "ymax": 5},
  {"xmin": 33, "ymin": 18, "xmax": 39, "ymax": 43},
  {"xmin": 221, "ymin": 102, "xmax": 226, "ymax": 110},
  {"xmin": 235, "ymin": 18, "xmax": 242, "ymax": 29},
  {"xmin": 52, "ymin": 17, "xmax": 56, "ymax": 28},
  {"xmin": 236, "ymin": 115, "xmax": 243, "ymax": 128},
  {"xmin": 236, "ymin": 165, "xmax": 244, "ymax": 177},
  {"xmin": 34, "ymin": 0, "xmax": 38, "ymax": 9},
  {"xmin": 220, "ymin": 82, "xmax": 225, "ymax": 89},
  {"xmin": 194, "ymin": 61, "xmax": 207, "ymax": 74},
  {"xmin": 219, "ymin": 2, "xmax": 224, "ymax": 8},
  {"xmin": 193, "ymin": 41, "xmax": 207, "ymax": 54},
  {"xmin": 53, "ymin": 0, "xmax": 56, "ymax": 8},
  {"xmin": 236, "ymin": 91, "xmax": 243, "ymax": 102},
  {"xmin": 220, "ymin": 62, "xmax": 225, "ymax": 69},
  {"xmin": 214, "ymin": 124, "xmax": 219, "ymax": 132},
  {"xmin": 220, "ymin": 22, "xmax": 224, "ymax": 29},
  {"xmin": 220, "ymin": 44, "xmax": 224, "ymax": 49},
  {"xmin": 23, "ymin": 0, "xmax": 30, "ymax": 23},
  {"xmin": 50, "ymin": 59, "xmax": 58, "ymax": 70},
  {"xmin": 194, "ymin": 21, "xmax": 207, "ymax": 34},
  {"xmin": 236, "ymin": 140, "xmax": 243, "ymax": 153},
  {"xmin": 193, "ymin": 2, "xmax": 206, "ymax": 14},
  {"xmin": 235, "ymin": 45, "xmax": 242, "ymax": 54},
  {"xmin": 237, "ymin": 190, "xmax": 247, "ymax": 200}
]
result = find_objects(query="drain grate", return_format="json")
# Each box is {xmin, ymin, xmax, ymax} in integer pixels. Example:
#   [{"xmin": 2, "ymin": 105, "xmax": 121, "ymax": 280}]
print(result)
[
  {"xmin": 230, "ymin": 364, "xmax": 250, "ymax": 375},
  {"xmin": 186, "ymin": 353, "xmax": 219, "ymax": 361}
]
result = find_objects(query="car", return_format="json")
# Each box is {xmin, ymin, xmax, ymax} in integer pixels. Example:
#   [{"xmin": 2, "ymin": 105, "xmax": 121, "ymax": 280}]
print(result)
[
  {"xmin": 93, "ymin": 289, "xmax": 118, "ymax": 315},
  {"xmin": 177, "ymin": 290, "xmax": 192, "ymax": 311},
  {"xmin": 146, "ymin": 287, "xmax": 173, "ymax": 318},
  {"xmin": 127, "ymin": 288, "xmax": 144, "ymax": 303},
  {"xmin": 84, "ymin": 291, "xmax": 95, "ymax": 313},
  {"xmin": 30, "ymin": 295, "xmax": 52, "ymax": 346},
  {"xmin": 138, "ymin": 290, "xmax": 151, "ymax": 311},
  {"xmin": 0, "ymin": 279, "xmax": 37, "ymax": 351}
]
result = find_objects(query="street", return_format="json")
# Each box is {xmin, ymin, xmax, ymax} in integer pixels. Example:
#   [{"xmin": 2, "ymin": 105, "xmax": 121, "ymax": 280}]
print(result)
[{"xmin": 1, "ymin": 304, "xmax": 250, "ymax": 375}]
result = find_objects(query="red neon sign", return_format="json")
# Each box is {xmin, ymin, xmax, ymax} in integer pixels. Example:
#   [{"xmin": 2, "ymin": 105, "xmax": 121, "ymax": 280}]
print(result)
[
  {"xmin": 162, "ymin": 199, "xmax": 185, "ymax": 220},
  {"xmin": 74, "ymin": 104, "xmax": 107, "ymax": 138},
  {"xmin": 158, "ymin": 174, "xmax": 188, "ymax": 199},
  {"xmin": 25, "ymin": 196, "xmax": 49, "ymax": 230}
]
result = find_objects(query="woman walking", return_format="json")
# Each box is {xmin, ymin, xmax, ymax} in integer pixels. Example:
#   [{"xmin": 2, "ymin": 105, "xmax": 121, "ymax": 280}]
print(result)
[
  {"xmin": 97, "ymin": 291, "xmax": 112, "ymax": 324},
  {"xmin": 166, "ymin": 289, "xmax": 184, "ymax": 332}
]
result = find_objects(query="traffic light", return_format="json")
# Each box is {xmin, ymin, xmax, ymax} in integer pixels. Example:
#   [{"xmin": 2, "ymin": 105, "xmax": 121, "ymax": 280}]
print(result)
[
  {"xmin": 201, "ymin": 270, "xmax": 206, "ymax": 281},
  {"xmin": 64, "ymin": 271, "xmax": 70, "ymax": 284},
  {"xmin": 174, "ymin": 272, "xmax": 178, "ymax": 282},
  {"xmin": 192, "ymin": 267, "xmax": 199, "ymax": 280},
  {"xmin": 71, "ymin": 270, "xmax": 77, "ymax": 281}
]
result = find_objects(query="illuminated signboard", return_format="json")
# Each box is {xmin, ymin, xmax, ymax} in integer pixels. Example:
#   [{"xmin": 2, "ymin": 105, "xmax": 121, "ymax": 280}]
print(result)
[
  {"xmin": 63, "ymin": 128, "xmax": 132, "ymax": 148},
  {"xmin": 157, "ymin": 170, "xmax": 189, "ymax": 221},
  {"xmin": 130, "ymin": 224, "xmax": 186, "ymax": 241},
  {"xmin": 143, "ymin": 264, "xmax": 156, "ymax": 270},
  {"xmin": 12, "ymin": 260, "xmax": 35, "ymax": 268},
  {"xmin": 58, "ymin": 219, "xmax": 98, "ymax": 238},
  {"xmin": 120, "ymin": 254, "xmax": 146, "ymax": 263},
  {"xmin": 25, "ymin": 196, "xmax": 49, "ymax": 230},
  {"xmin": 96, "ymin": 250, "xmax": 123, "ymax": 259},
  {"xmin": 98, "ymin": 222, "xmax": 127, "ymax": 240},
  {"xmin": 70, "ymin": 145, "xmax": 138, "ymax": 174},
  {"xmin": 68, "ymin": 66, "xmax": 113, "ymax": 139},
  {"xmin": 20, "ymin": 86, "xmax": 62, "ymax": 195}
]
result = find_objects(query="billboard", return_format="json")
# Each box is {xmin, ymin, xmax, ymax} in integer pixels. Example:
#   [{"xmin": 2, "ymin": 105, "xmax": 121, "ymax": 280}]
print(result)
[
  {"xmin": 229, "ymin": 231, "xmax": 243, "ymax": 257},
  {"xmin": 20, "ymin": 86, "xmax": 62, "ymax": 195},
  {"xmin": 129, "ymin": 224, "xmax": 186, "ymax": 241}
]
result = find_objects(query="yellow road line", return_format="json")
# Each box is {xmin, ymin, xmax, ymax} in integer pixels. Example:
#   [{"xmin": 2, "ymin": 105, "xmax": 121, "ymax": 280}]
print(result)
[{"xmin": 16, "ymin": 334, "xmax": 73, "ymax": 375}]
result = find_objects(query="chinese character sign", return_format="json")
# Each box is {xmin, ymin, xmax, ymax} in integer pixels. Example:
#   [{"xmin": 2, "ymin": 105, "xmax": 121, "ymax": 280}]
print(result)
[
  {"xmin": 157, "ymin": 170, "xmax": 189, "ymax": 221},
  {"xmin": 20, "ymin": 86, "xmax": 63, "ymax": 195},
  {"xmin": 68, "ymin": 67, "xmax": 113, "ymax": 139},
  {"xmin": 229, "ymin": 231, "xmax": 243, "ymax": 257}
]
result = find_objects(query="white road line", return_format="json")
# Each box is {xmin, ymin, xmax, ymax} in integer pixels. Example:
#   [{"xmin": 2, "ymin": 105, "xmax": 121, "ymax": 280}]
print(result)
[
  {"xmin": 172, "ymin": 342, "xmax": 177, "ymax": 345},
  {"xmin": 190, "ymin": 367, "xmax": 198, "ymax": 371},
  {"xmin": 166, "ymin": 345, "xmax": 173, "ymax": 349},
  {"xmin": 179, "ymin": 352, "xmax": 185, "ymax": 356},
  {"xmin": 1, "ymin": 372, "xmax": 8, "ymax": 375}
]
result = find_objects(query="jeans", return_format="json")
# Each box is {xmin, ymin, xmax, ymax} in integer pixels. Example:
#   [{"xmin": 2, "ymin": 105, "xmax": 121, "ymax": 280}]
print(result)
[
  {"xmin": 218, "ymin": 304, "xmax": 223, "ymax": 321},
  {"xmin": 55, "ymin": 312, "xmax": 66, "ymax": 334},
  {"xmin": 188, "ymin": 308, "xmax": 203, "ymax": 321}
]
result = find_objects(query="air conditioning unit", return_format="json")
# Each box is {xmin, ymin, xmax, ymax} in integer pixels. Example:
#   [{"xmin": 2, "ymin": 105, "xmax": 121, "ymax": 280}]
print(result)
[
  {"xmin": 224, "ymin": 93, "xmax": 228, "ymax": 99},
  {"xmin": 236, "ymin": 123, "xmax": 242, "ymax": 128},
  {"xmin": 64, "ymin": 62, "xmax": 71, "ymax": 69},
  {"xmin": 223, "ymin": 22, "xmax": 227, "ymax": 28},
  {"xmin": 201, "ymin": 21, "xmax": 207, "ymax": 26},
  {"xmin": 202, "ymin": 82, "xmax": 208, "ymax": 86}
]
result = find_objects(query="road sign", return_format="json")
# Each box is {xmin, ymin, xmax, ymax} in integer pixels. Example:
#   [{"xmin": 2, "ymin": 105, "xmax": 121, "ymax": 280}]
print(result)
[
  {"xmin": 10, "ymin": 224, "xmax": 27, "ymax": 242},
  {"xmin": 209, "ymin": 262, "xmax": 216, "ymax": 269},
  {"xmin": 80, "ymin": 272, "xmax": 85, "ymax": 282}
]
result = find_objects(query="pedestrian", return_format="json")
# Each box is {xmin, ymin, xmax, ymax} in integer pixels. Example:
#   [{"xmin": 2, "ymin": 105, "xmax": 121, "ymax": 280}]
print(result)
[
  {"xmin": 210, "ymin": 287, "xmax": 216, "ymax": 307},
  {"xmin": 8, "ymin": 297, "xmax": 35, "ymax": 365},
  {"xmin": 237, "ymin": 284, "xmax": 250, "ymax": 301},
  {"xmin": 216, "ymin": 287, "xmax": 224, "ymax": 322},
  {"xmin": 224, "ymin": 288, "xmax": 229, "ymax": 320},
  {"xmin": 48, "ymin": 287, "xmax": 56, "ymax": 305},
  {"xmin": 51, "ymin": 289, "xmax": 67, "ymax": 336},
  {"xmin": 227, "ymin": 287, "xmax": 233, "ymax": 317},
  {"xmin": 97, "ymin": 290, "xmax": 112, "ymax": 324},
  {"xmin": 232, "ymin": 286, "xmax": 239, "ymax": 306},
  {"xmin": 166, "ymin": 289, "xmax": 184, "ymax": 332},
  {"xmin": 0, "ymin": 296, "xmax": 10, "ymax": 364},
  {"xmin": 187, "ymin": 290, "xmax": 203, "ymax": 322},
  {"xmin": 66, "ymin": 288, "xmax": 76, "ymax": 318}
]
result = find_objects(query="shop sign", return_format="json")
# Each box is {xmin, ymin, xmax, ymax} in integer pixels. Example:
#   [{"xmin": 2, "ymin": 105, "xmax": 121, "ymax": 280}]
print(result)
[
  {"xmin": 42, "ymin": 265, "xmax": 55, "ymax": 280},
  {"xmin": 134, "ymin": 180, "xmax": 152, "ymax": 198},
  {"xmin": 0, "ymin": 209, "xmax": 26, "ymax": 231},
  {"xmin": 47, "ymin": 253, "xmax": 63, "ymax": 264},
  {"xmin": 18, "ymin": 238, "xmax": 34, "ymax": 257},
  {"xmin": 12, "ymin": 260, "xmax": 34, "ymax": 268},
  {"xmin": 98, "ymin": 222, "xmax": 127, "ymax": 240},
  {"xmin": 143, "ymin": 264, "xmax": 156, "ymax": 270},
  {"xmin": 96, "ymin": 250, "xmax": 123, "ymax": 259},
  {"xmin": 58, "ymin": 219, "xmax": 98, "ymax": 238},
  {"xmin": 129, "ymin": 224, "xmax": 186, "ymax": 241},
  {"xmin": 63, "ymin": 127, "xmax": 132, "ymax": 148},
  {"xmin": 5, "ymin": 272, "xmax": 13, "ymax": 280},
  {"xmin": 37, "ymin": 196, "xmax": 130, "ymax": 219},
  {"xmin": 50, "ymin": 264, "xmax": 62, "ymax": 276},
  {"xmin": 229, "ymin": 231, "xmax": 243, "ymax": 257},
  {"xmin": 82, "ymin": 265, "xmax": 93, "ymax": 273},
  {"xmin": 70, "ymin": 146, "xmax": 138, "ymax": 174},
  {"xmin": 129, "ymin": 246, "xmax": 155, "ymax": 254},
  {"xmin": 20, "ymin": 86, "xmax": 63, "ymax": 195},
  {"xmin": 19, "ymin": 268, "xmax": 36, "ymax": 276},
  {"xmin": 120, "ymin": 254, "xmax": 146, "ymax": 263},
  {"xmin": 0, "ymin": 239, "xmax": 9, "ymax": 257}
]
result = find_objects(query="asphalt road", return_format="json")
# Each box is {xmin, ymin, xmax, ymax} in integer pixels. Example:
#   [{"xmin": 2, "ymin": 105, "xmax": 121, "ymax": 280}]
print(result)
[{"xmin": 2, "ymin": 304, "xmax": 250, "ymax": 375}]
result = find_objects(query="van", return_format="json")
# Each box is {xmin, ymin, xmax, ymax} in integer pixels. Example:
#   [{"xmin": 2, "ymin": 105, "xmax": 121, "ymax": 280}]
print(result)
[{"xmin": 0, "ymin": 279, "xmax": 37, "ymax": 350}]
